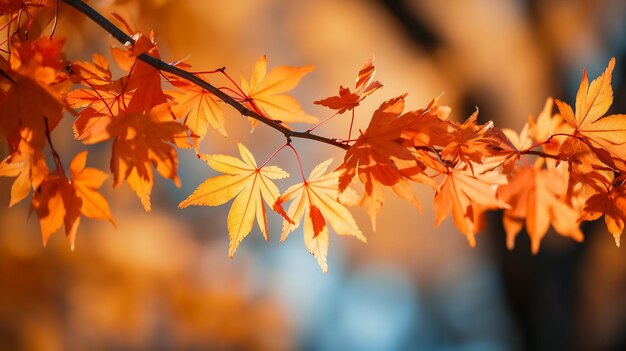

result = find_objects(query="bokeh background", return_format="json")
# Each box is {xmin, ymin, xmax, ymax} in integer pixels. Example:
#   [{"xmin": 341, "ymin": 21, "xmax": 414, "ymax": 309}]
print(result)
[{"xmin": 2, "ymin": 0, "xmax": 626, "ymax": 350}]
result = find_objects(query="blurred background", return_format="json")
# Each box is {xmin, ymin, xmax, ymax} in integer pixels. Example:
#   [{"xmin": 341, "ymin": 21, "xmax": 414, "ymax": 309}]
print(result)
[{"xmin": 2, "ymin": 0, "xmax": 626, "ymax": 350}]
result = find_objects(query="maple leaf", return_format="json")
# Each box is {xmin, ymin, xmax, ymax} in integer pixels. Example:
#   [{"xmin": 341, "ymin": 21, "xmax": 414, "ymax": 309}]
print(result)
[
  {"xmin": 179, "ymin": 143, "xmax": 289, "ymax": 257},
  {"xmin": 497, "ymin": 124, "xmax": 530, "ymax": 174},
  {"xmin": 167, "ymin": 73, "xmax": 226, "ymax": 145},
  {"xmin": 0, "ymin": 0, "xmax": 39, "ymax": 14},
  {"xmin": 401, "ymin": 95, "xmax": 453, "ymax": 148},
  {"xmin": 0, "ymin": 37, "xmax": 73, "ymax": 148},
  {"xmin": 497, "ymin": 160, "xmax": 584, "ymax": 253},
  {"xmin": 440, "ymin": 110, "xmax": 511, "ymax": 168},
  {"xmin": 274, "ymin": 158, "xmax": 366, "ymax": 272},
  {"xmin": 70, "ymin": 150, "xmax": 116, "ymax": 227},
  {"xmin": 107, "ymin": 103, "xmax": 190, "ymax": 211},
  {"xmin": 314, "ymin": 56, "xmax": 383, "ymax": 114},
  {"xmin": 555, "ymin": 58, "xmax": 626, "ymax": 169},
  {"xmin": 110, "ymin": 31, "xmax": 167, "ymax": 113},
  {"xmin": 240, "ymin": 55, "xmax": 317, "ymax": 128},
  {"xmin": 0, "ymin": 139, "xmax": 48, "ymax": 207},
  {"xmin": 579, "ymin": 172, "xmax": 626, "ymax": 247},
  {"xmin": 31, "ymin": 151, "xmax": 114, "ymax": 249},
  {"xmin": 31, "ymin": 172, "xmax": 81, "ymax": 249},
  {"xmin": 434, "ymin": 164, "xmax": 510, "ymax": 247},
  {"xmin": 0, "ymin": 1, "xmax": 55, "ymax": 37},
  {"xmin": 338, "ymin": 94, "xmax": 424, "ymax": 230},
  {"xmin": 68, "ymin": 54, "xmax": 131, "ymax": 143},
  {"xmin": 528, "ymin": 98, "xmax": 570, "ymax": 155}
]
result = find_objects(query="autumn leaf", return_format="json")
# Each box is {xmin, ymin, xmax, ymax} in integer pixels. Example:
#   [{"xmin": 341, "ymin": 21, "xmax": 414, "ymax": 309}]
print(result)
[
  {"xmin": 314, "ymin": 56, "xmax": 382, "ymax": 114},
  {"xmin": 0, "ymin": 37, "xmax": 73, "ymax": 148},
  {"xmin": 497, "ymin": 160, "xmax": 583, "ymax": 253},
  {"xmin": 31, "ymin": 172, "xmax": 81, "ymax": 249},
  {"xmin": 0, "ymin": 139, "xmax": 48, "ymax": 207},
  {"xmin": 179, "ymin": 143, "xmax": 289, "ymax": 257},
  {"xmin": 167, "ymin": 73, "xmax": 226, "ymax": 144},
  {"xmin": 579, "ymin": 172, "xmax": 626, "ymax": 247},
  {"xmin": 434, "ymin": 163, "xmax": 510, "ymax": 247},
  {"xmin": 110, "ymin": 31, "xmax": 167, "ymax": 113},
  {"xmin": 338, "ymin": 94, "xmax": 425, "ymax": 230},
  {"xmin": 0, "ymin": 1, "xmax": 55, "ymax": 36},
  {"xmin": 555, "ymin": 58, "xmax": 626, "ymax": 169},
  {"xmin": 107, "ymin": 103, "xmax": 190, "ymax": 211},
  {"xmin": 240, "ymin": 55, "xmax": 317, "ymax": 128},
  {"xmin": 439, "ymin": 110, "xmax": 512, "ymax": 168},
  {"xmin": 0, "ymin": 0, "xmax": 47, "ymax": 14},
  {"xmin": 274, "ymin": 158, "xmax": 365, "ymax": 272},
  {"xmin": 527, "ymin": 98, "xmax": 570, "ymax": 155},
  {"xmin": 401, "ymin": 95, "xmax": 453, "ymax": 149},
  {"xmin": 31, "ymin": 151, "xmax": 114, "ymax": 249},
  {"xmin": 68, "ymin": 54, "xmax": 131, "ymax": 143},
  {"xmin": 497, "ymin": 124, "xmax": 530, "ymax": 174},
  {"xmin": 70, "ymin": 150, "xmax": 116, "ymax": 227}
]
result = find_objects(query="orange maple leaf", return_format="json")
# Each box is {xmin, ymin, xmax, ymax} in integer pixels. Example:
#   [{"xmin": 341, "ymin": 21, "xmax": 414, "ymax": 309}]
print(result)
[
  {"xmin": 0, "ymin": 0, "xmax": 55, "ymax": 36},
  {"xmin": 107, "ymin": 103, "xmax": 190, "ymax": 211},
  {"xmin": 338, "ymin": 94, "xmax": 424, "ymax": 230},
  {"xmin": 31, "ymin": 151, "xmax": 114, "ymax": 249},
  {"xmin": 0, "ymin": 37, "xmax": 73, "ymax": 148},
  {"xmin": 527, "ymin": 98, "xmax": 571, "ymax": 155},
  {"xmin": 496, "ymin": 124, "xmax": 530, "ymax": 174},
  {"xmin": 401, "ymin": 95, "xmax": 453, "ymax": 148},
  {"xmin": 434, "ymin": 163, "xmax": 510, "ymax": 247},
  {"xmin": 68, "ymin": 54, "xmax": 131, "ymax": 143},
  {"xmin": 0, "ymin": 0, "xmax": 50, "ymax": 14},
  {"xmin": 497, "ymin": 160, "xmax": 583, "ymax": 253},
  {"xmin": 579, "ymin": 172, "xmax": 626, "ymax": 247},
  {"xmin": 555, "ymin": 58, "xmax": 626, "ymax": 169},
  {"xmin": 240, "ymin": 55, "xmax": 318, "ymax": 128},
  {"xmin": 70, "ymin": 150, "xmax": 116, "ymax": 227},
  {"xmin": 314, "ymin": 56, "xmax": 383, "ymax": 114},
  {"xmin": 274, "ymin": 158, "xmax": 366, "ymax": 272},
  {"xmin": 110, "ymin": 31, "xmax": 167, "ymax": 113},
  {"xmin": 440, "ymin": 110, "xmax": 512, "ymax": 168},
  {"xmin": 0, "ymin": 139, "xmax": 48, "ymax": 207},
  {"xmin": 167, "ymin": 73, "xmax": 226, "ymax": 144},
  {"xmin": 179, "ymin": 143, "xmax": 289, "ymax": 257}
]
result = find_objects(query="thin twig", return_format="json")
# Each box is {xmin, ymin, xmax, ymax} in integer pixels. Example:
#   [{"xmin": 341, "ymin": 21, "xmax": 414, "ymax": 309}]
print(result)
[
  {"xmin": 44, "ymin": 116, "xmax": 67, "ymax": 179},
  {"xmin": 520, "ymin": 149, "xmax": 560, "ymax": 160}
]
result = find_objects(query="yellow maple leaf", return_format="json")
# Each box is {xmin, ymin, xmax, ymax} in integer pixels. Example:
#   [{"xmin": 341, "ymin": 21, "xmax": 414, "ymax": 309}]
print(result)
[
  {"xmin": 240, "ymin": 55, "xmax": 318, "ymax": 128},
  {"xmin": 274, "ymin": 158, "xmax": 366, "ymax": 272},
  {"xmin": 179, "ymin": 143, "xmax": 288, "ymax": 257},
  {"xmin": 168, "ymin": 73, "xmax": 226, "ymax": 144}
]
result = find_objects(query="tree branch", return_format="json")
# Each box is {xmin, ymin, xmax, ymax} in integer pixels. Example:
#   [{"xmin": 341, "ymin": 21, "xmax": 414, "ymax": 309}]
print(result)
[
  {"xmin": 60, "ymin": 0, "xmax": 349, "ymax": 150},
  {"xmin": 520, "ymin": 149, "xmax": 560, "ymax": 160}
]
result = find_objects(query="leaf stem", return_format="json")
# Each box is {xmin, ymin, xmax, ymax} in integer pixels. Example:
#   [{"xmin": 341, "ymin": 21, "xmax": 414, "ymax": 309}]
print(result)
[
  {"xmin": 286, "ymin": 142, "xmax": 307, "ymax": 181},
  {"xmin": 49, "ymin": 0, "xmax": 59, "ymax": 38},
  {"xmin": 259, "ymin": 142, "xmax": 289, "ymax": 169},
  {"xmin": 44, "ymin": 117, "xmax": 67, "ymax": 179}
]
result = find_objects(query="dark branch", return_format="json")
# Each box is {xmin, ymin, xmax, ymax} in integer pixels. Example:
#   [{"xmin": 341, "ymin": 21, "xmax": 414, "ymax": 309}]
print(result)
[
  {"xmin": 60, "ymin": 0, "xmax": 350, "ymax": 150},
  {"xmin": 520, "ymin": 149, "xmax": 560, "ymax": 160}
]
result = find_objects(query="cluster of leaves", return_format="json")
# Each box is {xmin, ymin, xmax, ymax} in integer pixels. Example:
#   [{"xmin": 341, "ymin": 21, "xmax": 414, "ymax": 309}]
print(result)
[{"xmin": 1, "ymin": 0, "xmax": 625, "ymax": 272}]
